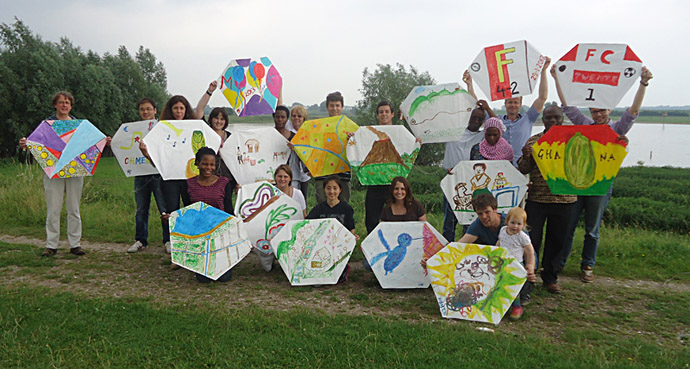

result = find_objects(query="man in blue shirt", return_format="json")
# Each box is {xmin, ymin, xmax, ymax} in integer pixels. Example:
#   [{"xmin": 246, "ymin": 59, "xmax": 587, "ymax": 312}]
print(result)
[{"xmin": 458, "ymin": 193, "xmax": 505, "ymax": 245}]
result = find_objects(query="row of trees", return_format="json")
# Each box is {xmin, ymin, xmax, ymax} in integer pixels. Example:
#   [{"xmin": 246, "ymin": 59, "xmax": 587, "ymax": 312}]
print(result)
[{"xmin": 0, "ymin": 19, "xmax": 168, "ymax": 156}]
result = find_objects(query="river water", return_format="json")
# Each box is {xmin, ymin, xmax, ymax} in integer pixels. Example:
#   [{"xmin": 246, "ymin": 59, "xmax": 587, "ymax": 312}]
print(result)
[{"xmin": 531, "ymin": 123, "xmax": 690, "ymax": 168}]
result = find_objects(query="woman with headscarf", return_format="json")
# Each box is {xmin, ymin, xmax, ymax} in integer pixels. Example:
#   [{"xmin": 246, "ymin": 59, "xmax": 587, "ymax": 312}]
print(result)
[{"xmin": 470, "ymin": 117, "xmax": 514, "ymax": 162}]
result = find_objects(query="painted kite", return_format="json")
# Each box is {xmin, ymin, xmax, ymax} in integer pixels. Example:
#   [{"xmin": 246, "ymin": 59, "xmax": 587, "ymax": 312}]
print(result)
[
  {"xmin": 111, "ymin": 120, "xmax": 158, "ymax": 177},
  {"xmin": 346, "ymin": 125, "xmax": 421, "ymax": 185},
  {"xmin": 469, "ymin": 40, "xmax": 546, "ymax": 101},
  {"xmin": 532, "ymin": 125, "xmax": 628, "ymax": 195},
  {"xmin": 169, "ymin": 202, "xmax": 252, "ymax": 280},
  {"xmin": 291, "ymin": 115, "xmax": 359, "ymax": 177},
  {"xmin": 219, "ymin": 57, "xmax": 282, "ymax": 116},
  {"xmin": 26, "ymin": 119, "xmax": 107, "ymax": 179},
  {"xmin": 427, "ymin": 242, "xmax": 527, "ymax": 324},
  {"xmin": 399, "ymin": 83, "xmax": 476, "ymax": 143}
]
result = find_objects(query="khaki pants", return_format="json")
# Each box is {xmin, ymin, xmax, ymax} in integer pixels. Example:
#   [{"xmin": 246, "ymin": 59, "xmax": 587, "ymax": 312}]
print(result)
[{"xmin": 43, "ymin": 174, "xmax": 83, "ymax": 249}]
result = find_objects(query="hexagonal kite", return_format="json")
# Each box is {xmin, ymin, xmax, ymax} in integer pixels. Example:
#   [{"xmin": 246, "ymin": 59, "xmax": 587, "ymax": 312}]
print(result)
[
  {"xmin": 361, "ymin": 222, "xmax": 447, "ymax": 289},
  {"xmin": 111, "ymin": 120, "xmax": 158, "ymax": 177},
  {"xmin": 427, "ymin": 242, "xmax": 527, "ymax": 324},
  {"xmin": 234, "ymin": 181, "xmax": 304, "ymax": 254},
  {"xmin": 346, "ymin": 125, "xmax": 421, "ymax": 185},
  {"xmin": 169, "ymin": 202, "xmax": 252, "ymax": 280},
  {"xmin": 270, "ymin": 219, "xmax": 356, "ymax": 286},
  {"xmin": 469, "ymin": 40, "xmax": 546, "ymax": 101},
  {"xmin": 291, "ymin": 115, "xmax": 359, "ymax": 177},
  {"xmin": 220, "ymin": 127, "xmax": 290, "ymax": 185},
  {"xmin": 440, "ymin": 160, "xmax": 528, "ymax": 225},
  {"xmin": 142, "ymin": 120, "xmax": 221, "ymax": 180},
  {"xmin": 26, "ymin": 119, "xmax": 106, "ymax": 179},
  {"xmin": 554, "ymin": 43, "xmax": 643, "ymax": 109},
  {"xmin": 219, "ymin": 57, "xmax": 282, "ymax": 117},
  {"xmin": 532, "ymin": 125, "xmax": 628, "ymax": 195},
  {"xmin": 399, "ymin": 83, "xmax": 476, "ymax": 143}
]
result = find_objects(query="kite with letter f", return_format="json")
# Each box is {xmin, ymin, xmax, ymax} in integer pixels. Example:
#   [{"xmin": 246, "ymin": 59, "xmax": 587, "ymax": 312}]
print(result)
[
  {"xmin": 554, "ymin": 43, "xmax": 643, "ymax": 109},
  {"xmin": 469, "ymin": 40, "xmax": 546, "ymax": 101},
  {"xmin": 532, "ymin": 125, "xmax": 628, "ymax": 196}
]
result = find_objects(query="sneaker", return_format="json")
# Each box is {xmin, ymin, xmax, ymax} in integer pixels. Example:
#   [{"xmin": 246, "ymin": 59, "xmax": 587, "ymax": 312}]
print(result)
[
  {"xmin": 170, "ymin": 264, "xmax": 181, "ymax": 270},
  {"xmin": 337, "ymin": 265, "xmax": 351, "ymax": 284},
  {"xmin": 581, "ymin": 265, "xmax": 594, "ymax": 283},
  {"xmin": 544, "ymin": 282, "xmax": 561, "ymax": 294},
  {"xmin": 127, "ymin": 240, "xmax": 146, "ymax": 253},
  {"xmin": 69, "ymin": 247, "xmax": 86, "ymax": 256},
  {"xmin": 41, "ymin": 248, "xmax": 57, "ymax": 257},
  {"xmin": 165, "ymin": 241, "xmax": 171, "ymax": 254},
  {"xmin": 510, "ymin": 306, "xmax": 524, "ymax": 320},
  {"xmin": 521, "ymin": 294, "xmax": 531, "ymax": 306}
]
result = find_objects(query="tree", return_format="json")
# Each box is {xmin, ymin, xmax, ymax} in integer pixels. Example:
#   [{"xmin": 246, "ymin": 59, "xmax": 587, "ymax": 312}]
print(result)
[
  {"xmin": 0, "ymin": 18, "xmax": 168, "ymax": 157},
  {"xmin": 355, "ymin": 63, "xmax": 443, "ymax": 165}
]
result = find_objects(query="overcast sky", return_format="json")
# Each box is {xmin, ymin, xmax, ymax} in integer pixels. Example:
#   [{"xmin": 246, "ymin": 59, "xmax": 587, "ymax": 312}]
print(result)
[{"xmin": 2, "ymin": 0, "xmax": 687, "ymax": 110}]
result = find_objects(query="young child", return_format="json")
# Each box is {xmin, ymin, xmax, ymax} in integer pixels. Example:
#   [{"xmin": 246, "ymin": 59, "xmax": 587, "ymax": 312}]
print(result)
[
  {"xmin": 496, "ymin": 207, "xmax": 537, "ymax": 320},
  {"xmin": 306, "ymin": 175, "xmax": 359, "ymax": 283}
]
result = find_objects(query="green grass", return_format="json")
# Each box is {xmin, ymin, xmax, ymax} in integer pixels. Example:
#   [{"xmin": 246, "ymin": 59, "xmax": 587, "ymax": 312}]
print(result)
[{"xmin": 0, "ymin": 286, "xmax": 687, "ymax": 369}]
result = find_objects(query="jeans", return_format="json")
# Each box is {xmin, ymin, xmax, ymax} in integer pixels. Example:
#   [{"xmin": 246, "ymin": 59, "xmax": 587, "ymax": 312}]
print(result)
[
  {"xmin": 525, "ymin": 200, "xmax": 575, "ymax": 284},
  {"xmin": 442, "ymin": 194, "xmax": 458, "ymax": 242},
  {"xmin": 561, "ymin": 185, "xmax": 613, "ymax": 269},
  {"xmin": 134, "ymin": 174, "xmax": 167, "ymax": 245},
  {"xmin": 365, "ymin": 185, "xmax": 390, "ymax": 234}
]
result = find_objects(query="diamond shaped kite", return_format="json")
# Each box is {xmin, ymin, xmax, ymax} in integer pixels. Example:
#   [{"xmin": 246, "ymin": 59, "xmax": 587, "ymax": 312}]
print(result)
[
  {"xmin": 142, "ymin": 120, "xmax": 221, "ymax": 180},
  {"xmin": 440, "ymin": 160, "xmax": 528, "ymax": 225},
  {"xmin": 469, "ymin": 40, "xmax": 546, "ymax": 101},
  {"xmin": 361, "ymin": 221, "xmax": 447, "ymax": 289},
  {"xmin": 399, "ymin": 83, "xmax": 476, "ymax": 143},
  {"xmin": 291, "ymin": 115, "xmax": 359, "ymax": 177},
  {"xmin": 26, "ymin": 119, "xmax": 106, "ymax": 179},
  {"xmin": 235, "ymin": 181, "xmax": 304, "ymax": 254},
  {"xmin": 220, "ymin": 127, "xmax": 290, "ymax": 185},
  {"xmin": 532, "ymin": 125, "xmax": 628, "ymax": 195},
  {"xmin": 111, "ymin": 120, "xmax": 158, "ymax": 177},
  {"xmin": 270, "ymin": 219, "xmax": 356, "ymax": 286},
  {"xmin": 346, "ymin": 125, "xmax": 421, "ymax": 186},
  {"xmin": 554, "ymin": 43, "xmax": 642, "ymax": 109},
  {"xmin": 219, "ymin": 57, "xmax": 282, "ymax": 117},
  {"xmin": 169, "ymin": 202, "xmax": 252, "ymax": 280},
  {"xmin": 427, "ymin": 242, "xmax": 527, "ymax": 324}
]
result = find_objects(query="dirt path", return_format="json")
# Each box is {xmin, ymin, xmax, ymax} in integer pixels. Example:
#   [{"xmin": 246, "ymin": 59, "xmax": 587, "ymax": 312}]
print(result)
[{"xmin": 1, "ymin": 234, "xmax": 688, "ymax": 346}]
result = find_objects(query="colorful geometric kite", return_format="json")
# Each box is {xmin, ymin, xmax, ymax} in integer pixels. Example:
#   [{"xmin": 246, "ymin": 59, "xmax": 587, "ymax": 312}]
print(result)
[
  {"xmin": 469, "ymin": 40, "xmax": 546, "ymax": 101},
  {"xmin": 219, "ymin": 127, "xmax": 290, "ymax": 185},
  {"xmin": 399, "ymin": 83, "xmax": 476, "ymax": 143},
  {"xmin": 291, "ymin": 115, "xmax": 359, "ymax": 177},
  {"xmin": 169, "ymin": 202, "xmax": 252, "ymax": 280},
  {"xmin": 427, "ymin": 242, "xmax": 527, "ymax": 324},
  {"xmin": 270, "ymin": 219, "xmax": 356, "ymax": 286},
  {"xmin": 111, "ymin": 120, "xmax": 158, "ymax": 177},
  {"xmin": 554, "ymin": 43, "xmax": 643, "ymax": 109},
  {"xmin": 26, "ymin": 119, "xmax": 106, "ymax": 179},
  {"xmin": 361, "ymin": 222, "xmax": 447, "ymax": 289},
  {"xmin": 219, "ymin": 57, "xmax": 282, "ymax": 117},
  {"xmin": 346, "ymin": 125, "xmax": 421, "ymax": 185},
  {"xmin": 142, "ymin": 120, "xmax": 221, "ymax": 181},
  {"xmin": 532, "ymin": 125, "xmax": 628, "ymax": 195},
  {"xmin": 234, "ymin": 181, "xmax": 304, "ymax": 254},
  {"xmin": 440, "ymin": 160, "xmax": 528, "ymax": 225}
]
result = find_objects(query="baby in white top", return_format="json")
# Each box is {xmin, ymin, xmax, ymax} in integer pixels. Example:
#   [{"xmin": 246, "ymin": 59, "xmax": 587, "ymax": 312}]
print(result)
[{"xmin": 496, "ymin": 207, "xmax": 537, "ymax": 282}]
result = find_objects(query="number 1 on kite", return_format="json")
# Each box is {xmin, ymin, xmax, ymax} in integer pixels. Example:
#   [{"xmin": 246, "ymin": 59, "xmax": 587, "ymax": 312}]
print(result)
[{"xmin": 586, "ymin": 88, "xmax": 595, "ymax": 101}]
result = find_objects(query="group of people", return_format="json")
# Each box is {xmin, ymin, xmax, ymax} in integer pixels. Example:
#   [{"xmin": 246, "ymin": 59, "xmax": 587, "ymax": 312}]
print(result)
[{"xmin": 19, "ymin": 56, "xmax": 653, "ymax": 321}]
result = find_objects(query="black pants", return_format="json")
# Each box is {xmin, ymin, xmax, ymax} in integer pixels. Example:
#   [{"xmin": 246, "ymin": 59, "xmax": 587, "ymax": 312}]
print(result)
[
  {"xmin": 365, "ymin": 185, "xmax": 391, "ymax": 234},
  {"xmin": 524, "ymin": 200, "xmax": 575, "ymax": 284},
  {"xmin": 161, "ymin": 179, "xmax": 190, "ymax": 214}
]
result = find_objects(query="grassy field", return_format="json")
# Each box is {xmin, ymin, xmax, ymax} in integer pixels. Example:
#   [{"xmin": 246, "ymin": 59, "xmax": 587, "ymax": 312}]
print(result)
[{"xmin": 0, "ymin": 158, "xmax": 688, "ymax": 368}]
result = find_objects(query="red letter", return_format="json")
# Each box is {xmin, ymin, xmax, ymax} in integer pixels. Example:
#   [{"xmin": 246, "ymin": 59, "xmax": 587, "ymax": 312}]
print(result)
[
  {"xmin": 600, "ymin": 50, "xmax": 614, "ymax": 64},
  {"xmin": 585, "ymin": 49, "xmax": 596, "ymax": 61}
]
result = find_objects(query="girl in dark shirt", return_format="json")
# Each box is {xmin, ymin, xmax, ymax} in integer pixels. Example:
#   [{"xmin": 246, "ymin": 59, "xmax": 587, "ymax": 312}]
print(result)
[{"xmin": 380, "ymin": 176, "xmax": 427, "ymax": 222}]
